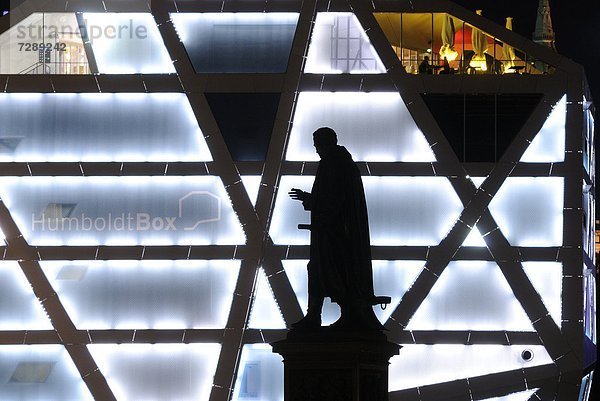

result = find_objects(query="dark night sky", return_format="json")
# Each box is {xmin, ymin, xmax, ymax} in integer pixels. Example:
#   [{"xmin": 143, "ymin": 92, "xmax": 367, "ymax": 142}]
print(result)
[{"xmin": 452, "ymin": 0, "xmax": 600, "ymax": 110}]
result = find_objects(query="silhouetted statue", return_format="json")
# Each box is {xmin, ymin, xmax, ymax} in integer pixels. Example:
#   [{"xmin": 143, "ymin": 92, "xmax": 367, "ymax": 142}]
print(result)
[{"xmin": 289, "ymin": 127, "xmax": 384, "ymax": 331}]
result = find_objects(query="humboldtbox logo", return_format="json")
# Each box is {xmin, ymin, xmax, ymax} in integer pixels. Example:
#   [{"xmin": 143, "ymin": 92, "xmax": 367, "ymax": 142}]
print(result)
[{"xmin": 30, "ymin": 191, "xmax": 222, "ymax": 233}]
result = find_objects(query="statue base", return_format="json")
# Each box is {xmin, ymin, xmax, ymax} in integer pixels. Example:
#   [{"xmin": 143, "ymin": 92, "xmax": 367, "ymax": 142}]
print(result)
[{"xmin": 271, "ymin": 328, "xmax": 400, "ymax": 401}]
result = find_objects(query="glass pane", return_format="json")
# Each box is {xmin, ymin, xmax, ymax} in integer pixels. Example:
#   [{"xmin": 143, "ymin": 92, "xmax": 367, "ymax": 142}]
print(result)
[
  {"xmin": 462, "ymin": 225, "xmax": 486, "ymax": 246},
  {"xmin": 0, "ymin": 13, "xmax": 90, "ymax": 74},
  {"xmin": 232, "ymin": 344, "xmax": 283, "ymax": 401},
  {"xmin": 0, "ymin": 262, "xmax": 52, "ymax": 330},
  {"xmin": 0, "ymin": 176, "xmax": 245, "ymax": 246},
  {"xmin": 40, "ymin": 260, "xmax": 240, "ymax": 330},
  {"xmin": 479, "ymin": 389, "xmax": 539, "ymax": 401},
  {"xmin": 406, "ymin": 261, "xmax": 534, "ymax": 331},
  {"xmin": 88, "ymin": 344, "xmax": 220, "ymax": 401},
  {"xmin": 0, "ymin": 345, "xmax": 93, "ymax": 401},
  {"xmin": 389, "ymin": 345, "xmax": 552, "ymax": 390},
  {"xmin": 522, "ymin": 262, "xmax": 562, "ymax": 327},
  {"xmin": 489, "ymin": 177, "xmax": 564, "ymax": 247},
  {"xmin": 83, "ymin": 13, "xmax": 175, "ymax": 73},
  {"xmin": 171, "ymin": 13, "xmax": 298, "ymax": 73},
  {"xmin": 271, "ymin": 176, "xmax": 463, "ymax": 246},
  {"xmin": 241, "ymin": 176, "xmax": 261, "ymax": 206},
  {"xmin": 0, "ymin": 93, "xmax": 211, "ymax": 162},
  {"xmin": 248, "ymin": 269, "xmax": 286, "ymax": 329},
  {"xmin": 286, "ymin": 92, "xmax": 434, "ymax": 162},
  {"xmin": 520, "ymin": 95, "xmax": 566, "ymax": 162},
  {"xmin": 305, "ymin": 13, "xmax": 385, "ymax": 74},
  {"xmin": 284, "ymin": 260, "xmax": 422, "ymax": 325}
]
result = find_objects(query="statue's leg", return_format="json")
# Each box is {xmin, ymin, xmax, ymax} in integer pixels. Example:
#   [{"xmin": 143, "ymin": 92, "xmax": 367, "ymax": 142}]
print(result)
[{"xmin": 291, "ymin": 262, "xmax": 323, "ymax": 329}]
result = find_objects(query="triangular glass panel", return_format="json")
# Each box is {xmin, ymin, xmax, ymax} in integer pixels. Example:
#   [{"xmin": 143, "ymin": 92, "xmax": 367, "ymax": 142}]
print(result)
[
  {"xmin": 248, "ymin": 269, "xmax": 286, "ymax": 329},
  {"xmin": 286, "ymin": 92, "xmax": 435, "ymax": 162},
  {"xmin": 305, "ymin": 13, "xmax": 385, "ymax": 74},
  {"xmin": 0, "ymin": 93, "xmax": 212, "ymax": 162},
  {"xmin": 0, "ymin": 176, "xmax": 245, "ymax": 246},
  {"xmin": 206, "ymin": 93, "xmax": 279, "ymax": 161},
  {"xmin": 463, "ymin": 224, "xmax": 487, "ymax": 247},
  {"xmin": 284, "ymin": 260, "xmax": 422, "ymax": 326},
  {"xmin": 422, "ymin": 94, "xmax": 542, "ymax": 162},
  {"xmin": 0, "ymin": 345, "xmax": 93, "ymax": 400},
  {"xmin": 83, "ymin": 13, "xmax": 175, "ymax": 74},
  {"xmin": 40, "ymin": 260, "xmax": 240, "ymax": 330},
  {"xmin": 171, "ymin": 13, "xmax": 298, "ymax": 73},
  {"xmin": 241, "ymin": 176, "xmax": 262, "ymax": 206},
  {"xmin": 88, "ymin": 344, "xmax": 220, "ymax": 401},
  {"xmin": 0, "ymin": 262, "xmax": 52, "ymax": 330},
  {"xmin": 389, "ymin": 344, "xmax": 552, "ymax": 390},
  {"xmin": 489, "ymin": 177, "xmax": 563, "ymax": 247},
  {"xmin": 522, "ymin": 262, "xmax": 562, "ymax": 327},
  {"xmin": 520, "ymin": 95, "xmax": 566, "ymax": 162},
  {"xmin": 406, "ymin": 261, "xmax": 534, "ymax": 331},
  {"xmin": 477, "ymin": 389, "xmax": 539, "ymax": 401},
  {"xmin": 231, "ymin": 344, "xmax": 284, "ymax": 401}
]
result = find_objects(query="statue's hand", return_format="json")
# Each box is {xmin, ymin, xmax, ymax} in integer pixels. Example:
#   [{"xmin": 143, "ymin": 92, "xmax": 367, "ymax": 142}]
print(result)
[{"xmin": 289, "ymin": 188, "xmax": 308, "ymax": 202}]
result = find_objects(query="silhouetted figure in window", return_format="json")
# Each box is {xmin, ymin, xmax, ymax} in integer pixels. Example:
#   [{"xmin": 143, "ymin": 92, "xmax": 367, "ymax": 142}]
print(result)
[
  {"xmin": 289, "ymin": 127, "xmax": 383, "ymax": 331},
  {"xmin": 439, "ymin": 57, "xmax": 452, "ymax": 74},
  {"xmin": 418, "ymin": 55, "xmax": 433, "ymax": 74}
]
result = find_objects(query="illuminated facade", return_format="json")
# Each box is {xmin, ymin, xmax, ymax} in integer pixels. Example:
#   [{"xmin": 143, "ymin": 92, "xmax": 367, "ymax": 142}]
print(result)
[{"xmin": 0, "ymin": 1, "xmax": 595, "ymax": 401}]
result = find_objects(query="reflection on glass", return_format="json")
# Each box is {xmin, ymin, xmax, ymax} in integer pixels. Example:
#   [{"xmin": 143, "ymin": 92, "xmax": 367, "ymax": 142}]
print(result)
[
  {"xmin": 0, "ymin": 13, "xmax": 89, "ymax": 74},
  {"xmin": 0, "ymin": 345, "xmax": 93, "ymax": 401},
  {"xmin": 305, "ymin": 13, "xmax": 385, "ymax": 74},
  {"xmin": 40, "ymin": 260, "xmax": 240, "ymax": 329},
  {"xmin": 0, "ymin": 93, "xmax": 212, "ymax": 162},
  {"xmin": 406, "ymin": 261, "xmax": 534, "ymax": 331},
  {"xmin": 286, "ymin": 92, "xmax": 435, "ymax": 162},
  {"xmin": 232, "ymin": 344, "xmax": 284, "ymax": 401},
  {"xmin": 171, "ymin": 13, "xmax": 298, "ymax": 73},
  {"xmin": 374, "ymin": 12, "xmax": 552, "ymax": 75},
  {"xmin": 0, "ymin": 176, "xmax": 245, "ymax": 246},
  {"xmin": 83, "ymin": 13, "xmax": 175, "ymax": 74},
  {"xmin": 388, "ymin": 344, "xmax": 551, "ymax": 390},
  {"xmin": 88, "ymin": 344, "xmax": 220, "ymax": 401}
]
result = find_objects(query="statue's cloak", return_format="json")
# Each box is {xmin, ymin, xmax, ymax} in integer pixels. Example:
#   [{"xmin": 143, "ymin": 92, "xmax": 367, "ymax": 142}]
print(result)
[{"xmin": 304, "ymin": 145, "xmax": 374, "ymax": 303}]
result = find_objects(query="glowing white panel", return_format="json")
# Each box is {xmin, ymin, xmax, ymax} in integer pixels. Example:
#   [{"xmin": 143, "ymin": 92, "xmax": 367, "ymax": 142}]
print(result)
[
  {"xmin": 271, "ymin": 176, "xmax": 463, "ymax": 246},
  {"xmin": 0, "ymin": 262, "xmax": 52, "ymax": 330},
  {"xmin": 0, "ymin": 345, "xmax": 93, "ymax": 401},
  {"xmin": 232, "ymin": 344, "xmax": 283, "ymax": 401},
  {"xmin": 522, "ymin": 262, "xmax": 562, "ymax": 327},
  {"xmin": 406, "ymin": 261, "xmax": 534, "ymax": 331},
  {"xmin": 520, "ymin": 95, "xmax": 566, "ymax": 162},
  {"xmin": 83, "ymin": 13, "xmax": 175, "ymax": 73},
  {"xmin": 88, "ymin": 344, "xmax": 220, "ymax": 401},
  {"xmin": 389, "ymin": 345, "xmax": 552, "ymax": 390},
  {"xmin": 478, "ymin": 389, "xmax": 539, "ymax": 401},
  {"xmin": 286, "ymin": 92, "xmax": 434, "ymax": 162},
  {"xmin": 305, "ymin": 13, "xmax": 385, "ymax": 74},
  {"xmin": 463, "ymin": 225, "xmax": 486, "ymax": 247},
  {"xmin": 0, "ymin": 176, "xmax": 245, "ymax": 246},
  {"xmin": 248, "ymin": 269, "xmax": 286, "ymax": 329},
  {"xmin": 0, "ymin": 93, "xmax": 211, "ymax": 162},
  {"xmin": 284, "ymin": 260, "xmax": 422, "ymax": 325},
  {"xmin": 40, "ymin": 260, "xmax": 239, "ymax": 329},
  {"xmin": 241, "ymin": 175, "xmax": 262, "ymax": 206},
  {"xmin": 489, "ymin": 177, "xmax": 564, "ymax": 247}
]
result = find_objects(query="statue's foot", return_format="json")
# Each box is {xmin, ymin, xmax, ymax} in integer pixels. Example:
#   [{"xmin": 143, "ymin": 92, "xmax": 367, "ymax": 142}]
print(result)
[
  {"xmin": 330, "ymin": 304, "xmax": 385, "ymax": 332},
  {"xmin": 291, "ymin": 313, "xmax": 321, "ymax": 329}
]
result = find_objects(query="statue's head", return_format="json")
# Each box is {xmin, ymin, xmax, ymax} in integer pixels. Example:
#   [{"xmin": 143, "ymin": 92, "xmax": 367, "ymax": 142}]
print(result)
[{"xmin": 313, "ymin": 127, "xmax": 337, "ymax": 158}]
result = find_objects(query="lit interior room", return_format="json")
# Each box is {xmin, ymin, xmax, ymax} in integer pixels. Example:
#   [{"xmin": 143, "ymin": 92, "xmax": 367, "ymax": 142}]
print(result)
[{"xmin": 0, "ymin": 1, "xmax": 595, "ymax": 401}]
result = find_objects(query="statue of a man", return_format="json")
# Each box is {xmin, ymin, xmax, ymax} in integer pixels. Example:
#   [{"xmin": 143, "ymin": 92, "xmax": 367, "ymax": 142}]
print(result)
[{"xmin": 289, "ymin": 127, "xmax": 383, "ymax": 330}]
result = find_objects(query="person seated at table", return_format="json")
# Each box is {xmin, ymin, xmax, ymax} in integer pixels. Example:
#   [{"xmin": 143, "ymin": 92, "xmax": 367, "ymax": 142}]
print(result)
[
  {"xmin": 439, "ymin": 57, "xmax": 453, "ymax": 74},
  {"xmin": 418, "ymin": 55, "xmax": 433, "ymax": 74}
]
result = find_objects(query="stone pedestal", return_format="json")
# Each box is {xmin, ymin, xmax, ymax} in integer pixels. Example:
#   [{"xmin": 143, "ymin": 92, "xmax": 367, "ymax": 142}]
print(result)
[{"xmin": 272, "ymin": 329, "xmax": 400, "ymax": 401}]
